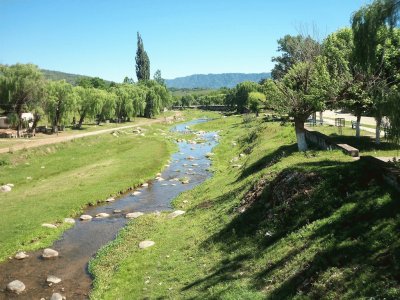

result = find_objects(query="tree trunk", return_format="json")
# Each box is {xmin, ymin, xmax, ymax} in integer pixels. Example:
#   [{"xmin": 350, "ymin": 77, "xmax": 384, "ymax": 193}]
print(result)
[
  {"xmin": 30, "ymin": 113, "xmax": 40, "ymax": 133},
  {"xmin": 78, "ymin": 112, "xmax": 86, "ymax": 129},
  {"xmin": 295, "ymin": 118, "xmax": 308, "ymax": 151},
  {"xmin": 375, "ymin": 115, "xmax": 382, "ymax": 144},
  {"xmin": 356, "ymin": 115, "xmax": 361, "ymax": 138},
  {"xmin": 319, "ymin": 111, "xmax": 323, "ymax": 125}
]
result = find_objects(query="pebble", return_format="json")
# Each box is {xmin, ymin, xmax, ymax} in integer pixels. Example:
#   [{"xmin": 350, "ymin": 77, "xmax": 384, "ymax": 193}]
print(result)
[
  {"xmin": 46, "ymin": 275, "xmax": 62, "ymax": 284},
  {"xmin": 50, "ymin": 293, "xmax": 63, "ymax": 300},
  {"xmin": 64, "ymin": 218, "xmax": 75, "ymax": 224},
  {"xmin": 105, "ymin": 197, "xmax": 115, "ymax": 202},
  {"xmin": 42, "ymin": 223, "xmax": 57, "ymax": 229},
  {"xmin": 113, "ymin": 209, "xmax": 122, "ymax": 213},
  {"xmin": 168, "ymin": 210, "xmax": 186, "ymax": 219},
  {"xmin": 15, "ymin": 251, "xmax": 29, "ymax": 260},
  {"xmin": 139, "ymin": 240, "xmax": 155, "ymax": 249},
  {"xmin": 80, "ymin": 214, "xmax": 92, "ymax": 221},
  {"xmin": 42, "ymin": 248, "xmax": 59, "ymax": 258},
  {"xmin": 132, "ymin": 191, "xmax": 141, "ymax": 196},
  {"xmin": 6, "ymin": 183, "xmax": 14, "ymax": 187},
  {"xmin": 142, "ymin": 183, "xmax": 149, "ymax": 187},
  {"xmin": 126, "ymin": 212, "xmax": 144, "ymax": 219},
  {"xmin": 6, "ymin": 280, "xmax": 25, "ymax": 294}
]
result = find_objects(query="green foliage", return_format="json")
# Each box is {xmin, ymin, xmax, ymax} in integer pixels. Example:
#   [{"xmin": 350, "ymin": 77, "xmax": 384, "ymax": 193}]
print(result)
[
  {"xmin": 248, "ymin": 92, "xmax": 266, "ymax": 115},
  {"xmin": 0, "ymin": 64, "xmax": 44, "ymax": 134},
  {"xmin": 271, "ymin": 35, "xmax": 321, "ymax": 80},
  {"xmin": 227, "ymin": 81, "xmax": 261, "ymax": 113},
  {"xmin": 153, "ymin": 69, "xmax": 165, "ymax": 86},
  {"xmin": 135, "ymin": 32, "xmax": 150, "ymax": 81},
  {"xmin": 45, "ymin": 80, "xmax": 74, "ymax": 130}
]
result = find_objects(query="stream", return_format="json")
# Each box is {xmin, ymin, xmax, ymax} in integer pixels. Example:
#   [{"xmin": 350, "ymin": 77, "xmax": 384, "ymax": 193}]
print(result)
[{"xmin": 0, "ymin": 119, "xmax": 218, "ymax": 299}]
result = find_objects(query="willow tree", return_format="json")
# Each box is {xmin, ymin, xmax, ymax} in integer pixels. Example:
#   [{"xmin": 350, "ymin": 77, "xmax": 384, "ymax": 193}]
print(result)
[
  {"xmin": 45, "ymin": 80, "xmax": 74, "ymax": 133},
  {"xmin": 352, "ymin": 0, "xmax": 400, "ymax": 141},
  {"xmin": 135, "ymin": 32, "xmax": 150, "ymax": 81},
  {"xmin": 73, "ymin": 86, "xmax": 104, "ymax": 128},
  {"xmin": 0, "ymin": 64, "xmax": 44, "ymax": 136}
]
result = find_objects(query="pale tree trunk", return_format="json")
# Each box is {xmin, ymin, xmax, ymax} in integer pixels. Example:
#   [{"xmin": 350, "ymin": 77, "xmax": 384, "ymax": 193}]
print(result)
[
  {"xmin": 295, "ymin": 118, "xmax": 308, "ymax": 151},
  {"xmin": 375, "ymin": 115, "xmax": 382, "ymax": 144},
  {"xmin": 356, "ymin": 115, "xmax": 361, "ymax": 138},
  {"xmin": 319, "ymin": 111, "xmax": 323, "ymax": 125}
]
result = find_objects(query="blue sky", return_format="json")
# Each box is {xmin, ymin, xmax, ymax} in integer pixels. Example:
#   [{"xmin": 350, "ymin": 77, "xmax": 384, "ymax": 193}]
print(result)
[{"xmin": 1, "ymin": 0, "xmax": 369, "ymax": 82}]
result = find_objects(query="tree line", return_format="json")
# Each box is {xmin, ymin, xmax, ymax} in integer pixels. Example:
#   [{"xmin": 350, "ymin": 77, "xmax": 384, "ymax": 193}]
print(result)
[
  {"xmin": 0, "ymin": 32, "xmax": 172, "ymax": 136},
  {"xmin": 221, "ymin": 0, "xmax": 400, "ymax": 151}
]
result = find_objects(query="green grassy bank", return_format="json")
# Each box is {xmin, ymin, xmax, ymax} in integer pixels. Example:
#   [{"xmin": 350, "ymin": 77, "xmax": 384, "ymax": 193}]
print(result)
[
  {"xmin": 0, "ymin": 126, "xmax": 174, "ymax": 261},
  {"xmin": 90, "ymin": 115, "xmax": 400, "ymax": 299}
]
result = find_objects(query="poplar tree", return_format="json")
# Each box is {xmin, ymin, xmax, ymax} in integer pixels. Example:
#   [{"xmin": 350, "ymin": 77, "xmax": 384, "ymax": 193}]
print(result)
[{"xmin": 135, "ymin": 32, "xmax": 150, "ymax": 81}]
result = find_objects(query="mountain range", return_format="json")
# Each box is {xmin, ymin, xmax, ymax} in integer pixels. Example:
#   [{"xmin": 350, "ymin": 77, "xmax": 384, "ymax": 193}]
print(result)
[
  {"xmin": 40, "ymin": 69, "xmax": 271, "ymax": 89},
  {"xmin": 165, "ymin": 73, "xmax": 271, "ymax": 89}
]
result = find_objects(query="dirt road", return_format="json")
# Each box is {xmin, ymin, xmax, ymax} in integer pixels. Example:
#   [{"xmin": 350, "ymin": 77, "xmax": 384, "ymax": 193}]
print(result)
[{"xmin": 0, "ymin": 116, "xmax": 169, "ymax": 154}]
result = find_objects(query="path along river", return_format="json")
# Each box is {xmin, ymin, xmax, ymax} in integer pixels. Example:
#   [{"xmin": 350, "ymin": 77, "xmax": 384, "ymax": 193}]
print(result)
[{"xmin": 0, "ymin": 119, "xmax": 218, "ymax": 299}]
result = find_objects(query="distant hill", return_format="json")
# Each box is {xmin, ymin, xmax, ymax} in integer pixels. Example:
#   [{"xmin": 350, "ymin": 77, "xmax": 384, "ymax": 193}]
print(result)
[
  {"xmin": 165, "ymin": 73, "xmax": 271, "ymax": 89},
  {"xmin": 41, "ymin": 69, "xmax": 112, "ymax": 86}
]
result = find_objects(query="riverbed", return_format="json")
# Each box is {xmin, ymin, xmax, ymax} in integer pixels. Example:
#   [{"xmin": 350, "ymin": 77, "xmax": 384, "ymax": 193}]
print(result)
[{"xmin": 0, "ymin": 119, "xmax": 217, "ymax": 299}]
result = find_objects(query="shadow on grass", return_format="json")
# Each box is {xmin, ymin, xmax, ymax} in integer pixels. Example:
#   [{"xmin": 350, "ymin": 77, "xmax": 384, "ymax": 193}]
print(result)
[
  {"xmin": 237, "ymin": 144, "xmax": 297, "ymax": 181},
  {"xmin": 183, "ymin": 158, "xmax": 400, "ymax": 298},
  {"xmin": 328, "ymin": 134, "xmax": 398, "ymax": 153}
]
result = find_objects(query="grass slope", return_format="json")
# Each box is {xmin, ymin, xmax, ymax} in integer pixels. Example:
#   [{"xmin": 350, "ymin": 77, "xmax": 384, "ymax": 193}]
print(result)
[
  {"xmin": 0, "ymin": 128, "xmax": 173, "ymax": 261},
  {"xmin": 90, "ymin": 116, "xmax": 400, "ymax": 299}
]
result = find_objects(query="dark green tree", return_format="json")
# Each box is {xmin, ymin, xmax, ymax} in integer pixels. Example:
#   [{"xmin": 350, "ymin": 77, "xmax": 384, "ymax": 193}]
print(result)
[
  {"xmin": 153, "ymin": 69, "xmax": 165, "ymax": 86},
  {"xmin": 135, "ymin": 32, "xmax": 150, "ymax": 81}
]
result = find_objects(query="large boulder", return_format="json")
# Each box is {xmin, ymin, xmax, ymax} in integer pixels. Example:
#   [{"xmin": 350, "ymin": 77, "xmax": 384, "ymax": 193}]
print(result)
[
  {"xmin": 42, "ymin": 248, "xmax": 59, "ymax": 259},
  {"xmin": 95, "ymin": 213, "xmax": 110, "ymax": 218},
  {"xmin": 168, "ymin": 210, "xmax": 186, "ymax": 219},
  {"xmin": 6, "ymin": 280, "xmax": 25, "ymax": 294},
  {"xmin": 15, "ymin": 252, "xmax": 29, "ymax": 260},
  {"xmin": 0, "ymin": 185, "xmax": 12, "ymax": 193},
  {"xmin": 139, "ymin": 240, "xmax": 155, "ymax": 249}
]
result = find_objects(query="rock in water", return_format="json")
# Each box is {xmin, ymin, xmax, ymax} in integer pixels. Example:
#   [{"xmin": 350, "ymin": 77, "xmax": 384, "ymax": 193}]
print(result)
[
  {"xmin": 142, "ymin": 183, "xmax": 149, "ymax": 187},
  {"xmin": 0, "ymin": 185, "xmax": 12, "ymax": 193},
  {"xmin": 46, "ymin": 275, "xmax": 62, "ymax": 284},
  {"xmin": 132, "ymin": 191, "xmax": 141, "ymax": 196},
  {"xmin": 126, "ymin": 212, "xmax": 144, "ymax": 219},
  {"xmin": 95, "ymin": 212, "xmax": 110, "ymax": 218},
  {"xmin": 6, "ymin": 280, "xmax": 25, "ymax": 294},
  {"xmin": 139, "ymin": 240, "xmax": 155, "ymax": 249},
  {"xmin": 64, "ymin": 218, "xmax": 75, "ymax": 224},
  {"xmin": 15, "ymin": 252, "xmax": 29, "ymax": 260},
  {"xmin": 168, "ymin": 210, "xmax": 186, "ymax": 219},
  {"xmin": 106, "ymin": 197, "xmax": 115, "ymax": 202},
  {"xmin": 80, "ymin": 214, "xmax": 92, "ymax": 221},
  {"xmin": 50, "ymin": 293, "xmax": 63, "ymax": 300},
  {"xmin": 42, "ymin": 248, "xmax": 59, "ymax": 258},
  {"xmin": 42, "ymin": 223, "xmax": 57, "ymax": 229}
]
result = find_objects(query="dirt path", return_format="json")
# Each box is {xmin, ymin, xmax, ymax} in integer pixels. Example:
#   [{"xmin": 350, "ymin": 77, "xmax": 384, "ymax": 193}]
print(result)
[{"xmin": 0, "ymin": 116, "xmax": 174, "ymax": 154}]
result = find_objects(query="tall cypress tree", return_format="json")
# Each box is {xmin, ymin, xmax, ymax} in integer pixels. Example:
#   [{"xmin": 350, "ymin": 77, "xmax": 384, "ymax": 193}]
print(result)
[{"xmin": 135, "ymin": 32, "xmax": 150, "ymax": 81}]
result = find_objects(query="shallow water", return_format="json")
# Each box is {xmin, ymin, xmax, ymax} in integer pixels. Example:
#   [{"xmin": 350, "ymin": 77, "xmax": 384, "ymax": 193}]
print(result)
[{"xmin": 0, "ymin": 119, "xmax": 217, "ymax": 299}]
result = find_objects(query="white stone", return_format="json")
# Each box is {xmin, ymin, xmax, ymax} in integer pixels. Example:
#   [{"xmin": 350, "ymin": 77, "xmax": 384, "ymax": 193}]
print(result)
[
  {"xmin": 139, "ymin": 240, "xmax": 155, "ymax": 249},
  {"xmin": 126, "ymin": 212, "xmax": 144, "ymax": 219},
  {"xmin": 6, "ymin": 280, "xmax": 25, "ymax": 294},
  {"xmin": 113, "ymin": 209, "xmax": 122, "ymax": 213},
  {"xmin": 95, "ymin": 212, "xmax": 110, "ymax": 218},
  {"xmin": 42, "ymin": 223, "xmax": 57, "ymax": 229},
  {"xmin": 168, "ymin": 210, "xmax": 186, "ymax": 219},
  {"xmin": 239, "ymin": 153, "xmax": 246, "ymax": 158},
  {"xmin": 15, "ymin": 252, "xmax": 29, "ymax": 260},
  {"xmin": 6, "ymin": 183, "xmax": 14, "ymax": 187},
  {"xmin": 50, "ymin": 293, "xmax": 63, "ymax": 300},
  {"xmin": 106, "ymin": 197, "xmax": 115, "ymax": 202},
  {"xmin": 181, "ymin": 179, "xmax": 189, "ymax": 184},
  {"xmin": 46, "ymin": 275, "xmax": 62, "ymax": 284},
  {"xmin": 132, "ymin": 191, "xmax": 141, "ymax": 196},
  {"xmin": 142, "ymin": 183, "xmax": 149, "ymax": 187},
  {"xmin": 0, "ymin": 185, "xmax": 12, "ymax": 193},
  {"xmin": 64, "ymin": 218, "xmax": 75, "ymax": 224},
  {"xmin": 80, "ymin": 214, "xmax": 92, "ymax": 221},
  {"xmin": 183, "ymin": 200, "xmax": 189, "ymax": 204},
  {"xmin": 42, "ymin": 248, "xmax": 59, "ymax": 258},
  {"xmin": 205, "ymin": 152, "xmax": 214, "ymax": 158}
]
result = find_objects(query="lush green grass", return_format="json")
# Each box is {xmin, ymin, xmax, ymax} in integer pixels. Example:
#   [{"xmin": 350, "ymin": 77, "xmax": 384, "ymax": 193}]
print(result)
[
  {"xmin": 89, "ymin": 115, "xmax": 400, "ymax": 299},
  {"xmin": 311, "ymin": 125, "xmax": 399, "ymax": 156},
  {"xmin": 0, "ymin": 126, "xmax": 175, "ymax": 261}
]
